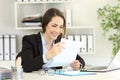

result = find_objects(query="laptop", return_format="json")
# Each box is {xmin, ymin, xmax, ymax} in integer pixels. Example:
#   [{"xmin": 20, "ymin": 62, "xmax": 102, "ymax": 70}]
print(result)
[{"xmin": 81, "ymin": 50, "xmax": 120, "ymax": 72}]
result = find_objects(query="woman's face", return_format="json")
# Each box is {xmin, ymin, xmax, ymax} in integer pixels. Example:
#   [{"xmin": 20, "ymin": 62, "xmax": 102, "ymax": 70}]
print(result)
[{"xmin": 44, "ymin": 16, "xmax": 64, "ymax": 41}]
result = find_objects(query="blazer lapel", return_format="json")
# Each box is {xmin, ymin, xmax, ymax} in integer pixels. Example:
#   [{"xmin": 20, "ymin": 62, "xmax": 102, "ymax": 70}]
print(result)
[
  {"xmin": 36, "ymin": 32, "xmax": 62, "ymax": 55},
  {"xmin": 36, "ymin": 32, "xmax": 43, "ymax": 55}
]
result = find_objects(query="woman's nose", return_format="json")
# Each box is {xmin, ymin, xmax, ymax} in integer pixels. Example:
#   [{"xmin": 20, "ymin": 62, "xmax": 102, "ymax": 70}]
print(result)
[{"xmin": 55, "ymin": 27, "xmax": 61, "ymax": 32}]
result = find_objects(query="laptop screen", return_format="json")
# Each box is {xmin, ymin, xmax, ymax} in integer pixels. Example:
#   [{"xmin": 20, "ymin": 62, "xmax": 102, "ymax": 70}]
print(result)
[{"xmin": 107, "ymin": 50, "xmax": 120, "ymax": 70}]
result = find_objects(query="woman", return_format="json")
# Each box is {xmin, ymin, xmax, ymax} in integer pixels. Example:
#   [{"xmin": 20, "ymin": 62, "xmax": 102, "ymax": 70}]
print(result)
[{"xmin": 16, "ymin": 8, "xmax": 85, "ymax": 72}]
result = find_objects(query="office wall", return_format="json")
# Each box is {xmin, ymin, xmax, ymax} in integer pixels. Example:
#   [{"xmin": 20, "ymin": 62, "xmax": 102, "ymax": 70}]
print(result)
[
  {"xmin": 72, "ymin": 0, "xmax": 118, "ymax": 66},
  {"xmin": 0, "ymin": 0, "xmax": 118, "ymax": 66}
]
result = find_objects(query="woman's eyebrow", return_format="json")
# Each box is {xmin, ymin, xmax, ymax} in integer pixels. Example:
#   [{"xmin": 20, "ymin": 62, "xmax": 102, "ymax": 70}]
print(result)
[
  {"xmin": 52, "ymin": 23, "xmax": 58, "ymax": 26},
  {"xmin": 52, "ymin": 23, "xmax": 63, "ymax": 27}
]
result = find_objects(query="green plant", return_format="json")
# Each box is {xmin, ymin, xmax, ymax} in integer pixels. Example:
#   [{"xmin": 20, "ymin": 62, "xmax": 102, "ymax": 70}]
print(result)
[{"xmin": 97, "ymin": 0, "xmax": 120, "ymax": 56}]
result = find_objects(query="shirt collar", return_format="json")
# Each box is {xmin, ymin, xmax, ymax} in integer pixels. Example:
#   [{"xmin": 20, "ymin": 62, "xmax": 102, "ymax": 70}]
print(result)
[
  {"xmin": 40, "ymin": 32, "xmax": 46, "ymax": 46},
  {"xmin": 40, "ymin": 32, "xmax": 55, "ymax": 46}
]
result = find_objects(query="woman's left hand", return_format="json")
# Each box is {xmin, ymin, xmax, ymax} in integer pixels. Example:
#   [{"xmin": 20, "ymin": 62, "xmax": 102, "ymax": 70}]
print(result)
[{"xmin": 70, "ymin": 60, "xmax": 81, "ymax": 70}]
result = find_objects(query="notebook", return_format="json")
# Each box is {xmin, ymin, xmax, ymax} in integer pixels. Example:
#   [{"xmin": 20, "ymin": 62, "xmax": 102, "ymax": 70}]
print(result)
[
  {"xmin": 50, "ymin": 70, "xmax": 96, "ymax": 76},
  {"xmin": 81, "ymin": 50, "xmax": 120, "ymax": 72}
]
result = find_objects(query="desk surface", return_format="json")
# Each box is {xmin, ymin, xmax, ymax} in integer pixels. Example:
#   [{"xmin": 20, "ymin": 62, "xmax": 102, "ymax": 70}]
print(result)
[{"xmin": 21, "ymin": 69, "xmax": 120, "ymax": 80}]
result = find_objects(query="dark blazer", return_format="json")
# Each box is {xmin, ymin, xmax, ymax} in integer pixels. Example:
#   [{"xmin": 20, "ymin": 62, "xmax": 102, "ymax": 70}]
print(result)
[{"xmin": 16, "ymin": 32, "xmax": 85, "ymax": 72}]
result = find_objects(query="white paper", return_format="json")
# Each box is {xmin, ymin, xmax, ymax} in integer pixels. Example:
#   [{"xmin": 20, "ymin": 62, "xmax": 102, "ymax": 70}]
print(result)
[
  {"xmin": 43, "ymin": 38, "xmax": 81, "ymax": 68},
  {"xmin": 67, "ymin": 35, "xmax": 74, "ymax": 41},
  {"xmin": 74, "ymin": 35, "xmax": 80, "ymax": 42}
]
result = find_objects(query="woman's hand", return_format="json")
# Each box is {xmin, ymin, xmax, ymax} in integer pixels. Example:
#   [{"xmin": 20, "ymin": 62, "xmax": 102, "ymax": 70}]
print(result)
[
  {"xmin": 70, "ymin": 60, "xmax": 81, "ymax": 70},
  {"xmin": 46, "ymin": 41, "xmax": 65, "ymax": 60}
]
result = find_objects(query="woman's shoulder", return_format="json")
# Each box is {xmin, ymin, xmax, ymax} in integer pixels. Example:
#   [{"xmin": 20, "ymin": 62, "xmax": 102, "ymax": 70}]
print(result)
[
  {"xmin": 22, "ymin": 32, "xmax": 41, "ymax": 42},
  {"xmin": 23, "ymin": 32, "xmax": 40, "ymax": 39}
]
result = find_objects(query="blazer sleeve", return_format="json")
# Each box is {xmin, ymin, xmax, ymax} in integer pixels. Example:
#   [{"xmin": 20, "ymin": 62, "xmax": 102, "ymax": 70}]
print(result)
[
  {"xmin": 76, "ymin": 55, "xmax": 85, "ymax": 68},
  {"xmin": 19, "ymin": 35, "xmax": 44, "ymax": 72}
]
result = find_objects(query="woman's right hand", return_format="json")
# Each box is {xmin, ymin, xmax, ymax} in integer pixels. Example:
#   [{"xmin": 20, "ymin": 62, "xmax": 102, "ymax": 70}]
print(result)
[{"xmin": 45, "ymin": 41, "xmax": 65, "ymax": 60}]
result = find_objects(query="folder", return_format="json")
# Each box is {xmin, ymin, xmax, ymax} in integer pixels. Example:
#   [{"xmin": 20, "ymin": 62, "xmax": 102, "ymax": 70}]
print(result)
[
  {"xmin": 3, "ymin": 35, "xmax": 10, "ymax": 60},
  {"xmin": 50, "ymin": 70, "xmax": 96, "ymax": 76},
  {"xmin": 10, "ymin": 35, "xmax": 16, "ymax": 61},
  {"xmin": 81, "ymin": 35, "xmax": 87, "ymax": 52},
  {"xmin": 37, "ymin": 0, "xmax": 44, "ymax": 2},
  {"xmin": 74, "ymin": 35, "xmax": 80, "ymax": 42},
  {"xmin": 74, "ymin": 35, "xmax": 81, "ymax": 52},
  {"xmin": 0, "ymin": 35, "xmax": 3, "ymax": 60},
  {"xmin": 23, "ymin": 0, "xmax": 29, "ymax": 2},
  {"xmin": 87, "ymin": 35, "xmax": 94, "ymax": 52},
  {"xmin": 36, "ymin": 0, "xmax": 41, "ymax": 2},
  {"xmin": 67, "ymin": 35, "xmax": 74, "ymax": 41},
  {"xmin": 66, "ymin": 9, "xmax": 71, "ymax": 27},
  {"xmin": 16, "ymin": 0, "xmax": 22, "ymax": 2},
  {"xmin": 30, "ymin": 0, "xmax": 35, "ymax": 2}
]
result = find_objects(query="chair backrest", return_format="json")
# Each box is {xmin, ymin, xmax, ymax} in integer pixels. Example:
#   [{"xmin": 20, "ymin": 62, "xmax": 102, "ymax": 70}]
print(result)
[{"xmin": 15, "ymin": 57, "xmax": 22, "ymax": 67}]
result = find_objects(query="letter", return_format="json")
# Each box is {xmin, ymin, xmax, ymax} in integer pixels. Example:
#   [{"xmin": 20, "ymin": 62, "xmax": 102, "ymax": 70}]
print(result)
[{"xmin": 67, "ymin": 35, "xmax": 74, "ymax": 41}]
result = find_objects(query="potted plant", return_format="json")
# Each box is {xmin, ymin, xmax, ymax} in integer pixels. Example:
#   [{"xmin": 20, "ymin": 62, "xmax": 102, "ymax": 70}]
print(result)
[{"xmin": 97, "ymin": 0, "xmax": 120, "ymax": 56}]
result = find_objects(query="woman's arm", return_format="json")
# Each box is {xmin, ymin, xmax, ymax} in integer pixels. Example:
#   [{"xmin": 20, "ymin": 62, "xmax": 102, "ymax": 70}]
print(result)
[
  {"xmin": 16, "ymin": 35, "xmax": 44, "ymax": 72},
  {"xmin": 76, "ymin": 55, "xmax": 85, "ymax": 68}
]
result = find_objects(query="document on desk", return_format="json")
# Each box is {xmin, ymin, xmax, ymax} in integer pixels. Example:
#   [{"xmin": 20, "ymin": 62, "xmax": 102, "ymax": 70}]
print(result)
[{"xmin": 43, "ymin": 38, "xmax": 81, "ymax": 68}]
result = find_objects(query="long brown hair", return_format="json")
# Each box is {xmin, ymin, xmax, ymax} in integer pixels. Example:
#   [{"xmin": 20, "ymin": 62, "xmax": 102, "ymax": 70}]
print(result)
[{"xmin": 42, "ymin": 8, "xmax": 66, "ymax": 38}]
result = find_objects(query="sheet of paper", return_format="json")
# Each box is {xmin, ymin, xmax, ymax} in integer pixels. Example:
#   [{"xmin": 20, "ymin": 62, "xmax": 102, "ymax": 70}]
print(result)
[{"xmin": 43, "ymin": 38, "xmax": 81, "ymax": 68}]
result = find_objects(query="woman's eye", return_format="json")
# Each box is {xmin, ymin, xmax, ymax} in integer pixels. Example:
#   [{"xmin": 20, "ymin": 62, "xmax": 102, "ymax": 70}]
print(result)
[
  {"xmin": 60, "ymin": 26, "xmax": 63, "ymax": 29},
  {"xmin": 52, "ymin": 25, "xmax": 56, "ymax": 27}
]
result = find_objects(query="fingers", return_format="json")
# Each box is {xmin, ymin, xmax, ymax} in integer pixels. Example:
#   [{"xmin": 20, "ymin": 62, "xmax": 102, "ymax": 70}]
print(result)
[
  {"xmin": 46, "ymin": 41, "xmax": 65, "ymax": 60},
  {"xmin": 71, "ymin": 60, "xmax": 80, "ymax": 70},
  {"xmin": 49, "ymin": 41, "xmax": 65, "ymax": 57},
  {"xmin": 73, "ymin": 60, "xmax": 80, "ymax": 65},
  {"xmin": 56, "ymin": 41, "xmax": 65, "ymax": 47},
  {"xmin": 54, "ymin": 42, "xmax": 65, "ymax": 51}
]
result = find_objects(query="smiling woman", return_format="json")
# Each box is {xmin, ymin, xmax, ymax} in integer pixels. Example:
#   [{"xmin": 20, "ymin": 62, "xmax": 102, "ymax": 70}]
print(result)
[{"xmin": 16, "ymin": 8, "xmax": 85, "ymax": 72}]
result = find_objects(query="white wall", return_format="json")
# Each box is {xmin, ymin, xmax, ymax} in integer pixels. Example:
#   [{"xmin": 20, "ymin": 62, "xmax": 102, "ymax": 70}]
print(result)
[
  {"xmin": 0, "ymin": 0, "xmax": 118, "ymax": 66},
  {"xmin": 71, "ymin": 0, "xmax": 118, "ymax": 66}
]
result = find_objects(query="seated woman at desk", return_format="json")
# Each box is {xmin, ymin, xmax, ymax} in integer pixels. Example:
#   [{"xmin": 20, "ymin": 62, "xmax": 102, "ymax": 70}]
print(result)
[{"xmin": 16, "ymin": 8, "xmax": 85, "ymax": 72}]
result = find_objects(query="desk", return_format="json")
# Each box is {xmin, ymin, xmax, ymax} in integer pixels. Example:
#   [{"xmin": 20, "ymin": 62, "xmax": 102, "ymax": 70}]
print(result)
[{"xmin": 21, "ymin": 70, "xmax": 120, "ymax": 80}]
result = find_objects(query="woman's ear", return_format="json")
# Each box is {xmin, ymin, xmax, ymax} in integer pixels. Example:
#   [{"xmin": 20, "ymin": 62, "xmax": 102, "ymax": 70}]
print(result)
[
  {"xmin": 61, "ymin": 28, "xmax": 66, "ymax": 38},
  {"xmin": 60, "ymin": 30, "xmax": 64, "ymax": 37},
  {"xmin": 61, "ymin": 32, "xmax": 66, "ymax": 38}
]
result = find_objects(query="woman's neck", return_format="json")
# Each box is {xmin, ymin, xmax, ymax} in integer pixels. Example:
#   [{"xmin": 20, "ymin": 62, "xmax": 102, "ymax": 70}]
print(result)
[{"xmin": 42, "ymin": 33, "xmax": 53, "ymax": 46}]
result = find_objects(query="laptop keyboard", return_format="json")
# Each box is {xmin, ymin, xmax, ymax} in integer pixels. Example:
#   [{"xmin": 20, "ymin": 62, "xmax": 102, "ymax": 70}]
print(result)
[
  {"xmin": 87, "ymin": 66, "xmax": 107, "ymax": 70},
  {"xmin": 80, "ymin": 66, "xmax": 108, "ymax": 71}
]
